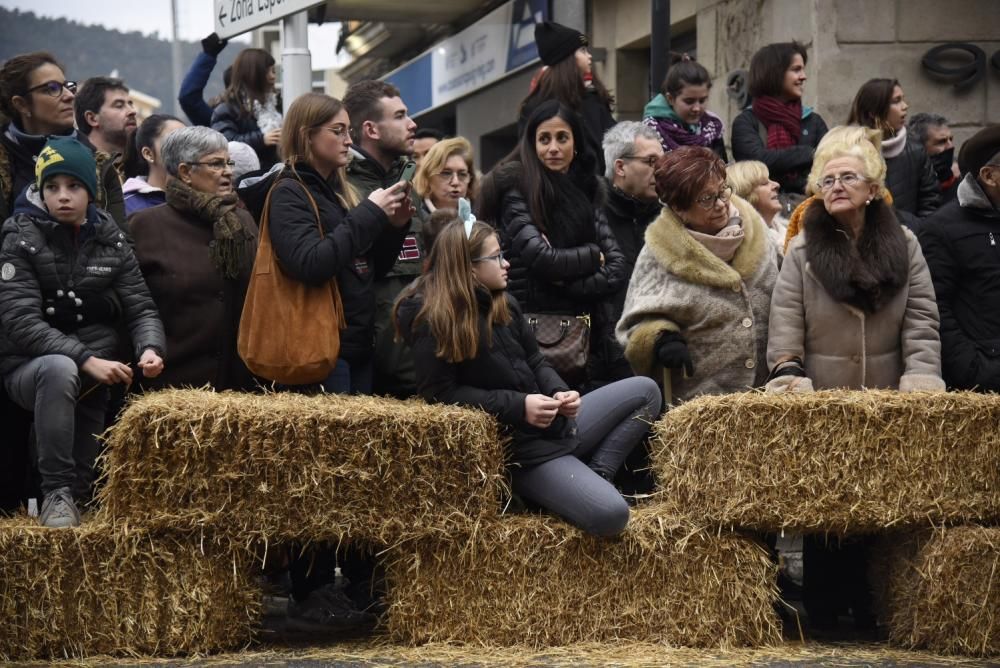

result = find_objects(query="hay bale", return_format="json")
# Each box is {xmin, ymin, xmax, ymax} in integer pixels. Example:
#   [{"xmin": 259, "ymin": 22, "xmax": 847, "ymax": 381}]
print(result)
[
  {"xmin": 384, "ymin": 504, "xmax": 780, "ymax": 647},
  {"xmin": 0, "ymin": 517, "xmax": 258, "ymax": 660},
  {"xmin": 98, "ymin": 389, "xmax": 506, "ymax": 544},
  {"xmin": 875, "ymin": 526, "xmax": 1000, "ymax": 657},
  {"xmin": 653, "ymin": 391, "xmax": 1000, "ymax": 533}
]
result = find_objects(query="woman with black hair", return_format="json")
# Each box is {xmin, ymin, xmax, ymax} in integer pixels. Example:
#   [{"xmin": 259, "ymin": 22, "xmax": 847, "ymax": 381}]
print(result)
[
  {"xmin": 643, "ymin": 54, "xmax": 727, "ymax": 161},
  {"xmin": 731, "ymin": 41, "xmax": 828, "ymax": 198},
  {"xmin": 478, "ymin": 100, "xmax": 625, "ymax": 391},
  {"xmin": 211, "ymin": 48, "xmax": 282, "ymax": 169},
  {"xmin": 121, "ymin": 114, "xmax": 186, "ymax": 218},
  {"xmin": 518, "ymin": 21, "xmax": 615, "ymax": 175},
  {"xmin": 847, "ymin": 78, "xmax": 940, "ymax": 228}
]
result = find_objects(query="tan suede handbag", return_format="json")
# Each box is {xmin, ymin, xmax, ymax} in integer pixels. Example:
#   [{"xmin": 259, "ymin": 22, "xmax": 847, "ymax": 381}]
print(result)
[{"xmin": 238, "ymin": 177, "xmax": 345, "ymax": 385}]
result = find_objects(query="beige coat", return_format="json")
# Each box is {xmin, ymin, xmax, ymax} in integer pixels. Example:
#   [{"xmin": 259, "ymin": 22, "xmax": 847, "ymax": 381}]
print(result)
[
  {"xmin": 616, "ymin": 195, "xmax": 779, "ymax": 402},
  {"xmin": 767, "ymin": 199, "xmax": 944, "ymax": 390}
]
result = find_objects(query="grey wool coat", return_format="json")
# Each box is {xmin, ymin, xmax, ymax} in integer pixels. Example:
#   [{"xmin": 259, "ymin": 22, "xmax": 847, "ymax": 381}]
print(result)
[
  {"xmin": 616, "ymin": 195, "xmax": 780, "ymax": 402},
  {"xmin": 766, "ymin": 198, "xmax": 944, "ymax": 391}
]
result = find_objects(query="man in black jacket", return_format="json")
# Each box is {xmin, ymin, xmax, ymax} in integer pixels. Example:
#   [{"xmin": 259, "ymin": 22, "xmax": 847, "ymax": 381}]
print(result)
[
  {"xmin": 594, "ymin": 121, "xmax": 663, "ymax": 384},
  {"xmin": 919, "ymin": 125, "xmax": 1000, "ymax": 391},
  {"xmin": 344, "ymin": 80, "xmax": 422, "ymax": 398}
]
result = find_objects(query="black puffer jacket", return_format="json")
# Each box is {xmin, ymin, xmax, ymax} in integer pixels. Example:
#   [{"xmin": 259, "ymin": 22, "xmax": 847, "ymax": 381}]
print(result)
[
  {"xmin": 211, "ymin": 101, "xmax": 279, "ymax": 169},
  {"xmin": 266, "ymin": 164, "xmax": 408, "ymax": 364},
  {"xmin": 396, "ymin": 289, "xmax": 576, "ymax": 467},
  {"xmin": 885, "ymin": 139, "xmax": 941, "ymax": 229},
  {"xmin": 918, "ymin": 174, "xmax": 1000, "ymax": 391},
  {"xmin": 730, "ymin": 107, "xmax": 828, "ymax": 194},
  {"xmin": 0, "ymin": 188, "xmax": 165, "ymax": 375},
  {"xmin": 491, "ymin": 162, "xmax": 625, "ymax": 317},
  {"xmin": 602, "ymin": 181, "xmax": 661, "ymax": 322},
  {"xmin": 0, "ymin": 123, "xmax": 126, "ymax": 230}
]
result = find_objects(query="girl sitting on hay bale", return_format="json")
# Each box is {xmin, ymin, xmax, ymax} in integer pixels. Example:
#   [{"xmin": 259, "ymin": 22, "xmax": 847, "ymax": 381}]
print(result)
[
  {"xmin": 616, "ymin": 146, "xmax": 780, "ymax": 403},
  {"xmin": 764, "ymin": 125, "xmax": 944, "ymax": 632},
  {"xmin": 0, "ymin": 137, "xmax": 165, "ymax": 528},
  {"xmin": 395, "ymin": 218, "xmax": 661, "ymax": 536}
]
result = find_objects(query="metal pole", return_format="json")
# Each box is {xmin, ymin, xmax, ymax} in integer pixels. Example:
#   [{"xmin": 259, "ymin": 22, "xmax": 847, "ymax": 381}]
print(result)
[
  {"xmin": 170, "ymin": 0, "xmax": 183, "ymax": 117},
  {"xmin": 281, "ymin": 12, "xmax": 312, "ymax": 107},
  {"xmin": 650, "ymin": 0, "xmax": 671, "ymax": 99}
]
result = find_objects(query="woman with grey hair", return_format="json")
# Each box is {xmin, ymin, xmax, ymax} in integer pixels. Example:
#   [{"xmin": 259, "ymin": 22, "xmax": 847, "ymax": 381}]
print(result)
[{"xmin": 128, "ymin": 125, "xmax": 259, "ymax": 391}]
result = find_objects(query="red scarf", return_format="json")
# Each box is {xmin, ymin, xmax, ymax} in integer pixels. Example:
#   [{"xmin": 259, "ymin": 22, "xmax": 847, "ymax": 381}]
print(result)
[{"xmin": 753, "ymin": 96, "xmax": 803, "ymax": 150}]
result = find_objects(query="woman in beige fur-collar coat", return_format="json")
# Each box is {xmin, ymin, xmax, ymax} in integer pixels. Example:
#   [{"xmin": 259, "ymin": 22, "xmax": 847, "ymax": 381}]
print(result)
[
  {"xmin": 617, "ymin": 147, "xmax": 780, "ymax": 402},
  {"xmin": 765, "ymin": 126, "xmax": 943, "ymax": 393}
]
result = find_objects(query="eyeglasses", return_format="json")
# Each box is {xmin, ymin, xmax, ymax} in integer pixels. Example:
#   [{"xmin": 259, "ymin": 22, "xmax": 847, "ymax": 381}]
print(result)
[
  {"xmin": 317, "ymin": 125, "xmax": 350, "ymax": 138},
  {"xmin": 26, "ymin": 80, "xmax": 77, "ymax": 98},
  {"xmin": 190, "ymin": 160, "xmax": 236, "ymax": 171},
  {"xmin": 472, "ymin": 250, "xmax": 504, "ymax": 265},
  {"xmin": 436, "ymin": 169, "xmax": 471, "ymax": 183},
  {"xmin": 817, "ymin": 172, "xmax": 866, "ymax": 192},
  {"xmin": 693, "ymin": 184, "xmax": 733, "ymax": 210},
  {"xmin": 622, "ymin": 155, "xmax": 660, "ymax": 168}
]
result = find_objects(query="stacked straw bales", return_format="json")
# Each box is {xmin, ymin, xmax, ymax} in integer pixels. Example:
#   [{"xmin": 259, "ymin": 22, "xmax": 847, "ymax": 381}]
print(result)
[
  {"xmin": 874, "ymin": 526, "xmax": 1000, "ymax": 657},
  {"xmin": 0, "ymin": 517, "xmax": 258, "ymax": 661},
  {"xmin": 97, "ymin": 389, "xmax": 507, "ymax": 544},
  {"xmin": 652, "ymin": 391, "xmax": 1000, "ymax": 533},
  {"xmin": 385, "ymin": 504, "xmax": 781, "ymax": 647}
]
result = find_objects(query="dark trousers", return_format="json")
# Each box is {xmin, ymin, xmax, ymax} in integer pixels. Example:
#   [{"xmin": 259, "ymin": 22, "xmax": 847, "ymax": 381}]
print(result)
[
  {"xmin": 3, "ymin": 355, "xmax": 109, "ymax": 501},
  {"xmin": 511, "ymin": 376, "xmax": 661, "ymax": 536}
]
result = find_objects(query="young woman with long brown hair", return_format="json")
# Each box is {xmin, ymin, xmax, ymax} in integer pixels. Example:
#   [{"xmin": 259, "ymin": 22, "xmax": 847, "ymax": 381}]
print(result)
[
  {"xmin": 211, "ymin": 48, "xmax": 282, "ymax": 168},
  {"xmin": 394, "ymin": 219, "xmax": 661, "ymax": 537}
]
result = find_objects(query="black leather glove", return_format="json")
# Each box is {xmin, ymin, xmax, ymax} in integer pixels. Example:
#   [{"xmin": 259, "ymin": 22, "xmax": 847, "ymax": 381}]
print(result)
[
  {"xmin": 656, "ymin": 331, "xmax": 694, "ymax": 377},
  {"xmin": 201, "ymin": 33, "xmax": 228, "ymax": 57}
]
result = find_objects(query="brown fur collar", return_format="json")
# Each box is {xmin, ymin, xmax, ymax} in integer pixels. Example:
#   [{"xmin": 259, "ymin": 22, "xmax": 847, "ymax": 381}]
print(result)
[
  {"xmin": 643, "ymin": 194, "xmax": 769, "ymax": 290},
  {"xmin": 802, "ymin": 198, "xmax": 908, "ymax": 313}
]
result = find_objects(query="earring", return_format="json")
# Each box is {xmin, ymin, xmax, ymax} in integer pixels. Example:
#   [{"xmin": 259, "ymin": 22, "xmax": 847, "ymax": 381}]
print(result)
[
  {"xmin": 24, "ymin": 111, "xmax": 31, "ymax": 118},
  {"xmin": 865, "ymin": 199, "xmax": 872, "ymax": 206}
]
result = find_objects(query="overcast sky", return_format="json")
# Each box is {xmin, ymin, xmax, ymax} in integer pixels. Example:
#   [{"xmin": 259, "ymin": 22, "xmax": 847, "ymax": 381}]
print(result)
[{"xmin": 1, "ymin": 0, "xmax": 346, "ymax": 69}]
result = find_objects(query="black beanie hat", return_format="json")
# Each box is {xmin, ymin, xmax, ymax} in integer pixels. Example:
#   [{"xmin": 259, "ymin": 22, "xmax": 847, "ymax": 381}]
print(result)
[
  {"xmin": 958, "ymin": 124, "xmax": 1000, "ymax": 177},
  {"xmin": 534, "ymin": 21, "xmax": 588, "ymax": 67},
  {"xmin": 35, "ymin": 136, "xmax": 97, "ymax": 201}
]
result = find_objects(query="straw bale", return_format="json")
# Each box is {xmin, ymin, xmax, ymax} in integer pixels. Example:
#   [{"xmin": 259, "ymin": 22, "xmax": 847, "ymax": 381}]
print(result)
[
  {"xmin": 383, "ymin": 503, "xmax": 780, "ymax": 648},
  {"xmin": 875, "ymin": 526, "xmax": 1000, "ymax": 657},
  {"xmin": 0, "ymin": 517, "xmax": 259, "ymax": 660},
  {"xmin": 97, "ymin": 389, "xmax": 506, "ymax": 544},
  {"xmin": 652, "ymin": 390, "xmax": 1000, "ymax": 533}
]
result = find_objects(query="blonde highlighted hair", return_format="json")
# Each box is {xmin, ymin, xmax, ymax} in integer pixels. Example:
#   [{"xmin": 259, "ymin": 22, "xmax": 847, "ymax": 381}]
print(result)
[
  {"xmin": 727, "ymin": 160, "xmax": 770, "ymax": 206},
  {"xmin": 413, "ymin": 136, "xmax": 477, "ymax": 203},
  {"xmin": 806, "ymin": 125, "xmax": 888, "ymax": 198},
  {"xmin": 280, "ymin": 92, "xmax": 360, "ymax": 208}
]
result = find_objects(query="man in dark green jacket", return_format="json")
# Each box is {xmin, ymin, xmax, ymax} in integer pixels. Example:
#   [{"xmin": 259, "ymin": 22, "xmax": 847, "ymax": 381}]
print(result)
[{"xmin": 344, "ymin": 80, "xmax": 425, "ymax": 398}]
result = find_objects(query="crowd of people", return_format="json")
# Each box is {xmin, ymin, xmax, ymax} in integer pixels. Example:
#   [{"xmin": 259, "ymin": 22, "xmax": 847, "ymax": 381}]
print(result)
[{"xmin": 1, "ymin": 18, "xmax": 998, "ymax": 633}]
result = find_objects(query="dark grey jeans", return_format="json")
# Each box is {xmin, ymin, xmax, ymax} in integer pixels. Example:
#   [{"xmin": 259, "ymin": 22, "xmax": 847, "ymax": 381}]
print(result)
[
  {"xmin": 510, "ymin": 376, "xmax": 661, "ymax": 536},
  {"xmin": 3, "ymin": 354, "xmax": 108, "ymax": 500}
]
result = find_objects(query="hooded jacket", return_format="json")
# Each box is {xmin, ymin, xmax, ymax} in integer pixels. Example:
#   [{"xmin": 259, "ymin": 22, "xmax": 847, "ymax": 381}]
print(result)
[
  {"xmin": 0, "ymin": 187, "xmax": 164, "ymax": 375},
  {"xmin": 396, "ymin": 289, "xmax": 576, "ymax": 467},
  {"xmin": 768, "ymin": 198, "xmax": 943, "ymax": 390},
  {"xmin": 122, "ymin": 176, "xmax": 166, "ymax": 219},
  {"xmin": 918, "ymin": 174, "xmax": 1000, "ymax": 390},
  {"xmin": 0, "ymin": 122, "xmax": 126, "ymax": 230},
  {"xmin": 730, "ymin": 105, "xmax": 829, "ymax": 194}
]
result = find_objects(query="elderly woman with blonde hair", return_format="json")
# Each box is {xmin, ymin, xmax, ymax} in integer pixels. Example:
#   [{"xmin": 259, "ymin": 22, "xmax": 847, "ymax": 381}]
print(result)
[
  {"xmin": 728, "ymin": 160, "xmax": 788, "ymax": 250},
  {"xmin": 765, "ymin": 126, "xmax": 944, "ymax": 630},
  {"xmin": 766, "ymin": 125, "xmax": 944, "ymax": 394}
]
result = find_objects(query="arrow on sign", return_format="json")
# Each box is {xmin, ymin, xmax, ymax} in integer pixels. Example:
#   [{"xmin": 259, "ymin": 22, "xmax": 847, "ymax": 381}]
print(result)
[{"xmin": 219, "ymin": 5, "xmax": 227, "ymax": 24}]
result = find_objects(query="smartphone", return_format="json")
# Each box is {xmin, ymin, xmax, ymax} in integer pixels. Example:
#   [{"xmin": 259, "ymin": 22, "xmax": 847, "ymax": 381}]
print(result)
[{"xmin": 398, "ymin": 160, "xmax": 417, "ymax": 184}]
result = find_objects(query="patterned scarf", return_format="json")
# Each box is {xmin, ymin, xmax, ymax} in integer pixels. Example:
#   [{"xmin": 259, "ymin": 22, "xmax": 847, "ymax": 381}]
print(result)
[
  {"xmin": 645, "ymin": 112, "xmax": 725, "ymax": 151},
  {"xmin": 752, "ymin": 96, "xmax": 803, "ymax": 150},
  {"xmin": 165, "ymin": 178, "xmax": 254, "ymax": 279}
]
